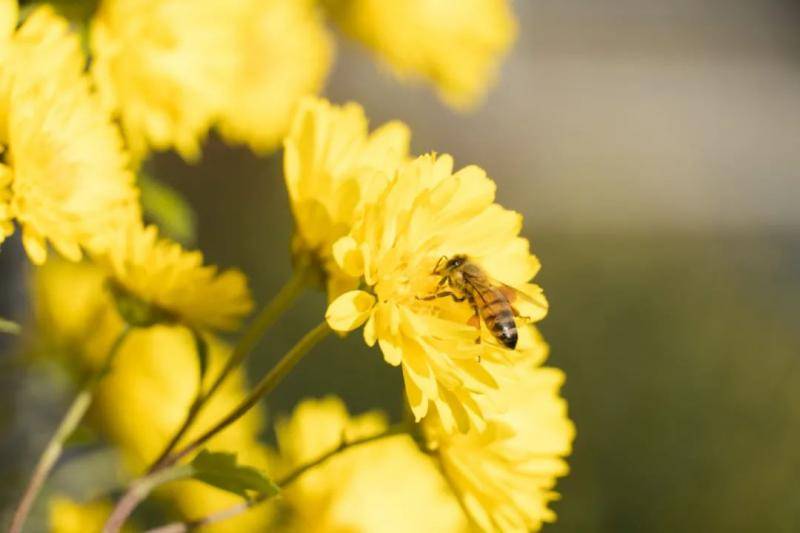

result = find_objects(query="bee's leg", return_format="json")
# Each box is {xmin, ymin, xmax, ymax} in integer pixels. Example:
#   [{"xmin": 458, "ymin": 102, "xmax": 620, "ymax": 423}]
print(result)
[{"xmin": 417, "ymin": 291, "xmax": 467, "ymax": 303}]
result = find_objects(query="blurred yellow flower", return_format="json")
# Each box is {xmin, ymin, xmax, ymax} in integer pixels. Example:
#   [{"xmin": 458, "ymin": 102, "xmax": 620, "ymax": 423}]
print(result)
[
  {"xmin": 328, "ymin": 0, "xmax": 516, "ymax": 108},
  {"xmin": 271, "ymin": 397, "xmax": 467, "ymax": 532},
  {"xmin": 0, "ymin": 4, "xmax": 139, "ymax": 265},
  {"xmin": 284, "ymin": 97, "xmax": 409, "ymax": 299},
  {"xmin": 91, "ymin": 325, "xmax": 274, "ymax": 532},
  {"xmin": 217, "ymin": 0, "xmax": 332, "ymax": 153},
  {"xmin": 423, "ymin": 364, "xmax": 575, "ymax": 532},
  {"xmin": 90, "ymin": 0, "xmax": 236, "ymax": 161},
  {"xmin": 31, "ymin": 258, "xmax": 124, "ymax": 371},
  {"xmin": 326, "ymin": 153, "xmax": 547, "ymax": 431},
  {"xmin": 48, "ymin": 496, "xmax": 120, "ymax": 533},
  {"xmin": 103, "ymin": 224, "xmax": 252, "ymax": 332}
]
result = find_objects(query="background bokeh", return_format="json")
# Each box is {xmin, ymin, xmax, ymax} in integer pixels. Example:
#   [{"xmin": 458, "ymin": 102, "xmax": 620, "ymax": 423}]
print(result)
[{"xmin": 2, "ymin": 0, "xmax": 800, "ymax": 531}]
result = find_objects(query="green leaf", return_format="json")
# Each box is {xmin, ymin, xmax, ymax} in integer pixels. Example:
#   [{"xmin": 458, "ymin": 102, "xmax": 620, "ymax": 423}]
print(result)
[
  {"xmin": 190, "ymin": 450, "xmax": 279, "ymax": 500},
  {"xmin": 0, "ymin": 317, "xmax": 20, "ymax": 335},
  {"xmin": 139, "ymin": 172, "xmax": 197, "ymax": 246}
]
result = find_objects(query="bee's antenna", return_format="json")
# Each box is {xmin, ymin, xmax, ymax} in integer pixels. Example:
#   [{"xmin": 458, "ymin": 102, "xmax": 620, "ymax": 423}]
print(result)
[{"xmin": 433, "ymin": 255, "xmax": 448, "ymax": 274}]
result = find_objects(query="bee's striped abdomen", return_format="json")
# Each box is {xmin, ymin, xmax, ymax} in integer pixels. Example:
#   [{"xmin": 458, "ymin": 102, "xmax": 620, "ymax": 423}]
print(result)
[{"xmin": 476, "ymin": 287, "xmax": 518, "ymax": 349}]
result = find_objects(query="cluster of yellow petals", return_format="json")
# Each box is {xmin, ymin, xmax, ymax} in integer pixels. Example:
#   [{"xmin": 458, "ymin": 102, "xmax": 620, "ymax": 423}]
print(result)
[
  {"xmin": 91, "ymin": 0, "xmax": 332, "ymax": 161},
  {"xmin": 326, "ymin": 153, "xmax": 548, "ymax": 432},
  {"xmin": 284, "ymin": 96, "xmax": 410, "ymax": 298},
  {"xmin": 102, "ymin": 224, "xmax": 252, "ymax": 332},
  {"xmin": 35, "ymin": 259, "xmax": 272, "ymax": 532},
  {"xmin": 268, "ymin": 397, "xmax": 468, "ymax": 532},
  {"xmin": 328, "ymin": 0, "xmax": 517, "ymax": 108},
  {"xmin": 0, "ymin": 2, "xmax": 138, "ymax": 264},
  {"xmin": 424, "ymin": 360, "xmax": 576, "ymax": 532}
]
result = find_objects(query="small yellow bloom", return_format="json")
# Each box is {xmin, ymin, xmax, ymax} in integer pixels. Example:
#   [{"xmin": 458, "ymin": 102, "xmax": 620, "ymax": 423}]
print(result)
[
  {"xmin": 284, "ymin": 97, "xmax": 410, "ymax": 299},
  {"xmin": 48, "ymin": 496, "xmax": 122, "ymax": 533},
  {"xmin": 272, "ymin": 397, "xmax": 467, "ymax": 532},
  {"xmin": 0, "ymin": 5, "xmax": 139, "ymax": 264},
  {"xmin": 103, "ymin": 224, "xmax": 252, "ymax": 332},
  {"xmin": 216, "ymin": 0, "xmax": 332, "ymax": 153},
  {"xmin": 328, "ymin": 0, "xmax": 516, "ymax": 108},
  {"xmin": 326, "ymin": 153, "xmax": 547, "ymax": 431},
  {"xmin": 90, "ymin": 0, "xmax": 236, "ymax": 161},
  {"xmin": 423, "ymin": 364, "xmax": 575, "ymax": 533}
]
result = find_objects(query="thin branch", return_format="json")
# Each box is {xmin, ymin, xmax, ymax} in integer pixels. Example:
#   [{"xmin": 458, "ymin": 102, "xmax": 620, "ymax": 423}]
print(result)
[
  {"xmin": 9, "ymin": 326, "xmax": 132, "ymax": 533},
  {"xmin": 166, "ymin": 321, "xmax": 331, "ymax": 466},
  {"xmin": 146, "ymin": 268, "xmax": 310, "ymax": 472},
  {"xmin": 101, "ymin": 464, "xmax": 194, "ymax": 533}
]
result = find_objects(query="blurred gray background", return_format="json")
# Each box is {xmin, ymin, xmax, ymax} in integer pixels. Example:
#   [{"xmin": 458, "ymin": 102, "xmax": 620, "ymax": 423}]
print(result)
[{"xmin": 3, "ymin": 0, "xmax": 800, "ymax": 531}]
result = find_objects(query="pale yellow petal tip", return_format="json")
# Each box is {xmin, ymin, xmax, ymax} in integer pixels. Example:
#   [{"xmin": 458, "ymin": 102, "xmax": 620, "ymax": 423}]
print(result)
[{"xmin": 325, "ymin": 290, "xmax": 375, "ymax": 332}]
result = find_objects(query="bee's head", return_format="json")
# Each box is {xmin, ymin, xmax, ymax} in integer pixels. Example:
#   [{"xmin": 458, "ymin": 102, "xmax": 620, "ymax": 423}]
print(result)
[{"xmin": 433, "ymin": 254, "xmax": 467, "ymax": 275}]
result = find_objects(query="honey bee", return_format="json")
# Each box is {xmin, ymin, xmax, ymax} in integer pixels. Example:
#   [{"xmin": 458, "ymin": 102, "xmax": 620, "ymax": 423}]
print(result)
[{"xmin": 419, "ymin": 254, "xmax": 533, "ymax": 350}]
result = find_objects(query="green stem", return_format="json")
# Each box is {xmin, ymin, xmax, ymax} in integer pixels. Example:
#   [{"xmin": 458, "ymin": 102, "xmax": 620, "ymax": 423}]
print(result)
[
  {"xmin": 101, "ymin": 463, "xmax": 194, "ymax": 533},
  {"xmin": 9, "ymin": 326, "xmax": 132, "ymax": 533},
  {"xmin": 143, "ymin": 423, "xmax": 411, "ymax": 533},
  {"xmin": 147, "ymin": 269, "xmax": 310, "ymax": 472},
  {"xmin": 167, "ymin": 321, "xmax": 331, "ymax": 466}
]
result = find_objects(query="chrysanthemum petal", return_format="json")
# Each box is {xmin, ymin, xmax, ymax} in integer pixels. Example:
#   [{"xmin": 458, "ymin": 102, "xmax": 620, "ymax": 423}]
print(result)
[{"xmin": 326, "ymin": 290, "xmax": 376, "ymax": 332}]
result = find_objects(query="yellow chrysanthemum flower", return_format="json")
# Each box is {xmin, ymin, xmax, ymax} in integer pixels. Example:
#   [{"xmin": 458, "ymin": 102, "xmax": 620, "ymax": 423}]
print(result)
[
  {"xmin": 271, "ymin": 397, "xmax": 467, "ymax": 532},
  {"xmin": 90, "ymin": 0, "xmax": 236, "ymax": 161},
  {"xmin": 423, "ymin": 363, "xmax": 575, "ymax": 533},
  {"xmin": 284, "ymin": 97, "xmax": 410, "ymax": 299},
  {"xmin": 0, "ymin": 4, "xmax": 139, "ymax": 264},
  {"xmin": 103, "ymin": 224, "xmax": 252, "ymax": 332},
  {"xmin": 91, "ymin": 326, "xmax": 274, "ymax": 532},
  {"xmin": 216, "ymin": 0, "xmax": 332, "ymax": 153},
  {"xmin": 326, "ymin": 153, "xmax": 548, "ymax": 432},
  {"xmin": 328, "ymin": 0, "xmax": 516, "ymax": 108},
  {"xmin": 48, "ymin": 496, "xmax": 123, "ymax": 533}
]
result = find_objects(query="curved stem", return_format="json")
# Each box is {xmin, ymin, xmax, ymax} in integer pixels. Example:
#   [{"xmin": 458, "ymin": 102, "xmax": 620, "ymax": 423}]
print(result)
[
  {"xmin": 143, "ymin": 423, "xmax": 411, "ymax": 533},
  {"xmin": 9, "ymin": 326, "xmax": 132, "ymax": 533},
  {"xmin": 167, "ymin": 321, "xmax": 331, "ymax": 466},
  {"xmin": 101, "ymin": 463, "xmax": 194, "ymax": 533},
  {"xmin": 147, "ymin": 270, "xmax": 310, "ymax": 472}
]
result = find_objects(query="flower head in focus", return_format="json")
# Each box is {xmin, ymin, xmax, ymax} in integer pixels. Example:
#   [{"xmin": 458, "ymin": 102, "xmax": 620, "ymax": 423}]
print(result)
[
  {"xmin": 326, "ymin": 153, "xmax": 548, "ymax": 432},
  {"xmin": 423, "ymin": 363, "xmax": 575, "ymax": 532},
  {"xmin": 217, "ymin": 0, "xmax": 332, "ymax": 153},
  {"xmin": 270, "ymin": 396, "xmax": 467, "ymax": 532},
  {"xmin": 90, "ymin": 0, "xmax": 236, "ymax": 161},
  {"xmin": 328, "ymin": 0, "xmax": 516, "ymax": 109},
  {"xmin": 0, "ymin": 4, "xmax": 139, "ymax": 264},
  {"xmin": 103, "ymin": 224, "xmax": 252, "ymax": 331},
  {"xmin": 284, "ymin": 97, "xmax": 409, "ymax": 299}
]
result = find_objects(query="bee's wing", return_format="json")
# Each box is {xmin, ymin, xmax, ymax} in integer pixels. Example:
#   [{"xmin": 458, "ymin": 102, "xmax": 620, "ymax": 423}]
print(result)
[{"xmin": 496, "ymin": 281, "xmax": 549, "ymax": 323}]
